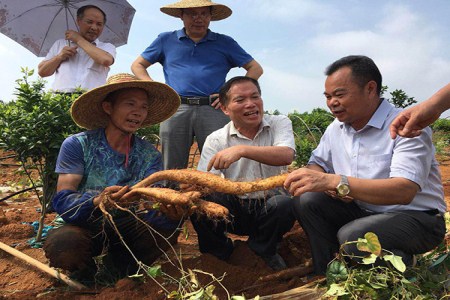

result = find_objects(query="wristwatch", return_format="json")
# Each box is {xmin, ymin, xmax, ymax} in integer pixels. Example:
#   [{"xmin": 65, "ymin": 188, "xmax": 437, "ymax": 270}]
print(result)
[{"xmin": 336, "ymin": 175, "xmax": 350, "ymax": 197}]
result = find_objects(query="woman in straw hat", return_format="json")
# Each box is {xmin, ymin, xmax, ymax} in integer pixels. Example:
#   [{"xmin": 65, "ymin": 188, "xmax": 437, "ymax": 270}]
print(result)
[
  {"xmin": 43, "ymin": 73, "xmax": 185, "ymax": 282},
  {"xmin": 131, "ymin": 0, "xmax": 263, "ymax": 178}
]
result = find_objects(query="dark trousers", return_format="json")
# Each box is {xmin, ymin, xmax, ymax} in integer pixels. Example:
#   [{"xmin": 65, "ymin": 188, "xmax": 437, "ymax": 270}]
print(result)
[
  {"xmin": 190, "ymin": 193, "xmax": 295, "ymax": 260},
  {"xmin": 44, "ymin": 211, "xmax": 179, "ymax": 276},
  {"xmin": 293, "ymin": 192, "xmax": 446, "ymax": 274}
]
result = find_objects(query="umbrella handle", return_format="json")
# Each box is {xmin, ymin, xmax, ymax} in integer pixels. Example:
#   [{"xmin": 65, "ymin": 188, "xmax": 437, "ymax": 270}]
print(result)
[{"xmin": 65, "ymin": 5, "xmax": 71, "ymax": 47}]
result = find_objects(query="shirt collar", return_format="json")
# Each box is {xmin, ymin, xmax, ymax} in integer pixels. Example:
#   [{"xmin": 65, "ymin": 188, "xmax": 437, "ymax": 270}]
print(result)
[
  {"xmin": 340, "ymin": 98, "xmax": 392, "ymax": 131},
  {"xmin": 365, "ymin": 98, "xmax": 392, "ymax": 129},
  {"xmin": 229, "ymin": 116, "xmax": 271, "ymax": 139},
  {"xmin": 177, "ymin": 28, "xmax": 216, "ymax": 41}
]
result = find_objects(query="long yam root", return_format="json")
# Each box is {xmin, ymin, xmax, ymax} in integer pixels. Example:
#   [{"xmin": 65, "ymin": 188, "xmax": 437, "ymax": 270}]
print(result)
[
  {"xmin": 130, "ymin": 188, "xmax": 229, "ymax": 220},
  {"xmin": 129, "ymin": 188, "xmax": 202, "ymax": 205},
  {"xmin": 193, "ymin": 199, "xmax": 229, "ymax": 221},
  {"xmin": 132, "ymin": 169, "xmax": 288, "ymax": 195}
]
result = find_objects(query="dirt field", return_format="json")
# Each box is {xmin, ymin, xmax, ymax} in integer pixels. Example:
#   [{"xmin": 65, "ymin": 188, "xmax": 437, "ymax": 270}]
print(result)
[{"xmin": 0, "ymin": 150, "xmax": 449, "ymax": 299}]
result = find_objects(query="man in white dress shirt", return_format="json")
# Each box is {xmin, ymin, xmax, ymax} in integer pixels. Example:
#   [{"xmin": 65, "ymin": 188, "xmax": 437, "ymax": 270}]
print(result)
[
  {"xmin": 38, "ymin": 5, "xmax": 116, "ymax": 93},
  {"xmin": 284, "ymin": 55, "xmax": 446, "ymax": 276},
  {"xmin": 190, "ymin": 76, "xmax": 296, "ymax": 271}
]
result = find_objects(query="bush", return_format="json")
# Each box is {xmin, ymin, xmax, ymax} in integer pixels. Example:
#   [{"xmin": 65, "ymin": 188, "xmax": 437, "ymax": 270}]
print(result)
[
  {"xmin": 0, "ymin": 68, "xmax": 80, "ymax": 240},
  {"xmin": 137, "ymin": 124, "xmax": 160, "ymax": 146},
  {"xmin": 431, "ymin": 118, "xmax": 450, "ymax": 132},
  {"xmin": 289, "ymin": 108, "xmax": 334, "ymax": 166}
]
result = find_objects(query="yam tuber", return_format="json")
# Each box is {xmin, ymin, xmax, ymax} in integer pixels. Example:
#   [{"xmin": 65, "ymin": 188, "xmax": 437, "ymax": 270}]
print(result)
[
  {"xmin": 132, "ymin": 169, "xmax": 288, "ymax": 195},
  {"xmin": 129, "ymin": 187, "xmax": 201, "ymax": 205},
  {"xmin": 193, "ymin": 199, "xmax": 229, "ymax": 221}
]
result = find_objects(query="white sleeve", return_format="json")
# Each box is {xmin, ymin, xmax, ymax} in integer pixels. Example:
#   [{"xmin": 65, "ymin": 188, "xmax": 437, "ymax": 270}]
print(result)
[{"xmin": 196, "ymin": 134, "xmax": 222, "ymax": 175}]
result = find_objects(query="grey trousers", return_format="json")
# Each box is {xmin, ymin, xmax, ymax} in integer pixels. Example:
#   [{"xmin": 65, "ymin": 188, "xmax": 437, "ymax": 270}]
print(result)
[
  {"xmin": 160, "ymin": 104, "xmax": 230, "ymax": 170},
  {"xmin": 293, "ymin": 192, "xmax": 446, "ymax": 274}
]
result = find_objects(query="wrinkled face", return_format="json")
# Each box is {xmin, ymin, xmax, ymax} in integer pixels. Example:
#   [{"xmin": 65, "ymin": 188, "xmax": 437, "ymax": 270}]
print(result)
[
  {"xmin": 181, "ymin": 7, "xmax": 211, "ymax": 40},
  {"xmin": 221, "ymin": 81, "xmax": 264, "ymax": 132},
  {"xmin": 103, "ymin": 88, "xmax": 149, "ymax": 134},
  {"xmin": 324, "ymin": 67, "xmax": 376, "ymax": 131},
  {"xmin": 77, "ymin": 8, "xmax": 105, "ymax": 42}
]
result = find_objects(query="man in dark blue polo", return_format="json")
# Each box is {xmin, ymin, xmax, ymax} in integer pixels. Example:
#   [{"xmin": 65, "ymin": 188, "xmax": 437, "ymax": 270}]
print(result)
[{"xmin": 131, "ymin": 0, "xmax": 263, "ymax": 173}]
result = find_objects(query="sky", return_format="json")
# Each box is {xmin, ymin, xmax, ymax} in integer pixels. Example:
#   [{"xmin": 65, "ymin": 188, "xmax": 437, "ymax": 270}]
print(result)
[{"xmin": 1, "ymin": 0, "xmax": 449, "ymax": 118}]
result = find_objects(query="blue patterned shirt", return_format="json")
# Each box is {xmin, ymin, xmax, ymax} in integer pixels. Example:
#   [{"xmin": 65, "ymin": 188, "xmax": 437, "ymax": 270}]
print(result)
[{"xmin": 53, "ymin": 128, "xmax": 177, "ymax": 229}]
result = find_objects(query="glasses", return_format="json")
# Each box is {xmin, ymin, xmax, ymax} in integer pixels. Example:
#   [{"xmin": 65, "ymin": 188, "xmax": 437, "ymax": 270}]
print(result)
[{"xmin": 183, "ymin": 11, "xmax": 211, "ymax": 20}]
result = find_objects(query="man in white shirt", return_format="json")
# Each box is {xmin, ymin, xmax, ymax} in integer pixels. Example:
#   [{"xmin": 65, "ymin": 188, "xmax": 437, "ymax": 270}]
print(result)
[
  {"xmin": 191, "ymin": 76, "xmax": 296, "ymax": 271},
  {"xmin": 38, "ymin": 5, "xmax": 116, "ymax": 92},
  {"xmin": 284, "ymin": 55, "xmax": 446, "ymax": 275}
]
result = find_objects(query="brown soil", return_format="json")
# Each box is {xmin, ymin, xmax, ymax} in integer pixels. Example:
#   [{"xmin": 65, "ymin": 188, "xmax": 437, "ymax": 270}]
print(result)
[{"xmin": 0, "ymin": 149, "xmax": 449, "ymax": 299}]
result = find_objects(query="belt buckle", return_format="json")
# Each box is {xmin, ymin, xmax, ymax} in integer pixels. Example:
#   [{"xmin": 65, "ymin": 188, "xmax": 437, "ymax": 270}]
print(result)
[{"xmin": 187, "ymin": 97, "xmax": 200, "ymax": 105}]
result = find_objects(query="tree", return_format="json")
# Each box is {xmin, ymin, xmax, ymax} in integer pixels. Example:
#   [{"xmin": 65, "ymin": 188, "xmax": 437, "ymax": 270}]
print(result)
[
  {"xmin": 0, "ymin": 68, "xmax": 80, "ymax": 241},
  {"xmin": 382, "ymin": 85, "xmax": 417, "ymax": 108}
]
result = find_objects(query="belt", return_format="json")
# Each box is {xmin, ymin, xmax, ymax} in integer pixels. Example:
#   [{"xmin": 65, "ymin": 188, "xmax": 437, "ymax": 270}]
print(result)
[
  {"xmin": 424, "ymin": 209, "xmax": 444, "ymax": 218},
  {"xmin": 180, "ymin": 96, "xmax": 216, "ymax": 105}
]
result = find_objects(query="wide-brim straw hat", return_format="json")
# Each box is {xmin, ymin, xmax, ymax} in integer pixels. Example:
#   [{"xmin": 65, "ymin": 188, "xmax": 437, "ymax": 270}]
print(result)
[
  {"xmin": 160, "ymin": 0, "xmax": 232, "ymax": 21},
  {"xmin": 71, "ymin": 73, "xmax": 180, "ymax": 130}
]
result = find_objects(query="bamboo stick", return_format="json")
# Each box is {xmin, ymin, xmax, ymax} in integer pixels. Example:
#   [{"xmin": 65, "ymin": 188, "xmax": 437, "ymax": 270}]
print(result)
[{"xmin": 0, "ymin": 241, "xmax": 86, "ymax": 290}]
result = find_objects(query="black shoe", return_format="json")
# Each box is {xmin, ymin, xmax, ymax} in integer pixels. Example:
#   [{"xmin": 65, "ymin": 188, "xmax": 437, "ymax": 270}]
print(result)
[{"xmin": 262, "ymin": 253, "xmax": 287, "ymax": 271}]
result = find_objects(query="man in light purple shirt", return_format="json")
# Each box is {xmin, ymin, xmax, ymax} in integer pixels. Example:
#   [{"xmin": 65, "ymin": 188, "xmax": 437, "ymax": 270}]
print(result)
[{"xmin": 284, "ymin": 55, "xmax": 446, "ymax": 276}]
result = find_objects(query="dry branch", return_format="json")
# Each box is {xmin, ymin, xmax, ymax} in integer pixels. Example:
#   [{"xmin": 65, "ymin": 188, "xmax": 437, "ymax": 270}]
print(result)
[
  {"xmin": 258, "ymin": 264, "xmax": 314, "ymax": 282},
  {"xmin": 0, "ymin": 241, "xmax": 86, "ymax": 290}
]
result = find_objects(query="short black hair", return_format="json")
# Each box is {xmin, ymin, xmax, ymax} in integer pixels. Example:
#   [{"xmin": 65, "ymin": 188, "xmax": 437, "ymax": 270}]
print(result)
[
  {"xmin": 219, "ymin": 76, "xmax": 261, "ymax": 106},
  {"xmin": 325, "ymin": 55, "xmax": 382, "ymax": 95},
  {"xmin": 77, "ymin": 5, "xmax": 107, "ymax": 23}
]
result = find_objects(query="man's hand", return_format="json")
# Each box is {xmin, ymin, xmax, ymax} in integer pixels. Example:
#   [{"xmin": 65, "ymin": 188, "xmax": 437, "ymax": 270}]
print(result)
[
  {"xmin": 65, "ymin": 30, "xmax": 84, "ymax": 44},
  {"xmin": 284, "ymin": 168, "xmax": 338, "ymax": 197},
  {"xmin": 210, "ymin": 94, "xmax": 221, "ymax": 109},
  {"xmin": 207, "ymin": 146, "xmax": 243, "ymax": 171},
  {"xmin": 93, "ymin": 185, "xmax": 129, "ymax": 207},
  {"xmin": 58, "ymin": 46, "xmax": 77, "ymax": 61},
  {"xmin": 389, "ymin": 104, "xmax": 440, "ymax": 139}
]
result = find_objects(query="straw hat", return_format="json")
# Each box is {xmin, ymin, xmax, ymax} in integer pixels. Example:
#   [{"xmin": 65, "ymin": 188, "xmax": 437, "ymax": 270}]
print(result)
[
  {"xmin": 71, "ymin": 73, "xmax": 180, "ymax": 130},
  {"xmin": 160, "ymin": 0, "xmax": 232, "ymax": 21}
]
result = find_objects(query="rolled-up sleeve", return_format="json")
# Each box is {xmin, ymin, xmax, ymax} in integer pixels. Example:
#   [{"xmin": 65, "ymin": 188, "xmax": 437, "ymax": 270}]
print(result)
[{"xmin": 390, "ymin": 127, "xmax": 434, "ymax": 190}]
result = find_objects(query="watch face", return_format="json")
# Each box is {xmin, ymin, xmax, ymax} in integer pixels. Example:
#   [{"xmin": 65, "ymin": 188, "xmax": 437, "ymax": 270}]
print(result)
[{"xmin": 337, "ymin": 184, "xmax": 350, "ymax": 196}]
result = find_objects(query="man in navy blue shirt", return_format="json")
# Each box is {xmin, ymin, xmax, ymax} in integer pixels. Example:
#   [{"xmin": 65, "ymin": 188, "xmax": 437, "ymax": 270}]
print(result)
[{"xmin": 131, "ymin": 0, "xmax": 263, "ymax": 174}]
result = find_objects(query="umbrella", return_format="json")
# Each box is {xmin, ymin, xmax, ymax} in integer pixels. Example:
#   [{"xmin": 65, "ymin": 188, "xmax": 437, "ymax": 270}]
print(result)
[{"xmin": 0, "ymin": 0, "xmax": 135, "ymax": 57}]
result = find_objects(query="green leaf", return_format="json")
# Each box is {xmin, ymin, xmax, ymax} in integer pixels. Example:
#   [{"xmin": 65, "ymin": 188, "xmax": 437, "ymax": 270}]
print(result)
[
  {"xmin": 383, "ymin": 254, "xmax": 406, "ymax": 272},
  {"xmin": 362, "ymin": 253, "xmax": 378, "ymax": 264},
  {"xmin": 357, "ymin": 232, "xmax": 381, "ymax": 256},
  {"xmin": 146, "ymin": 265, "xmax": 162, "ymax": 278},
  {"xmin": 204, "ymin": 285, "xmax": 216, "ymax": 298},
  {"xmin": 429, "ymin": 253, "xmax": 448, "ymax": 268},
  {"xmin": 184, "ymin": 288, "xmax": 204, "ymax": 299},
  {"xmin": 183, "ymin": 224, "xmax": 190, "ymax": 240},
  {"xmin": 368, "ymin": 281, "xmax": 388, "ymax": 289},
  {"xmin": 325, "ymin": 283, "xmax": 349, "ymax": 296},
  {"xmin": 167, "ymin": 291, "xmax": 179, "ymax": 299}
]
